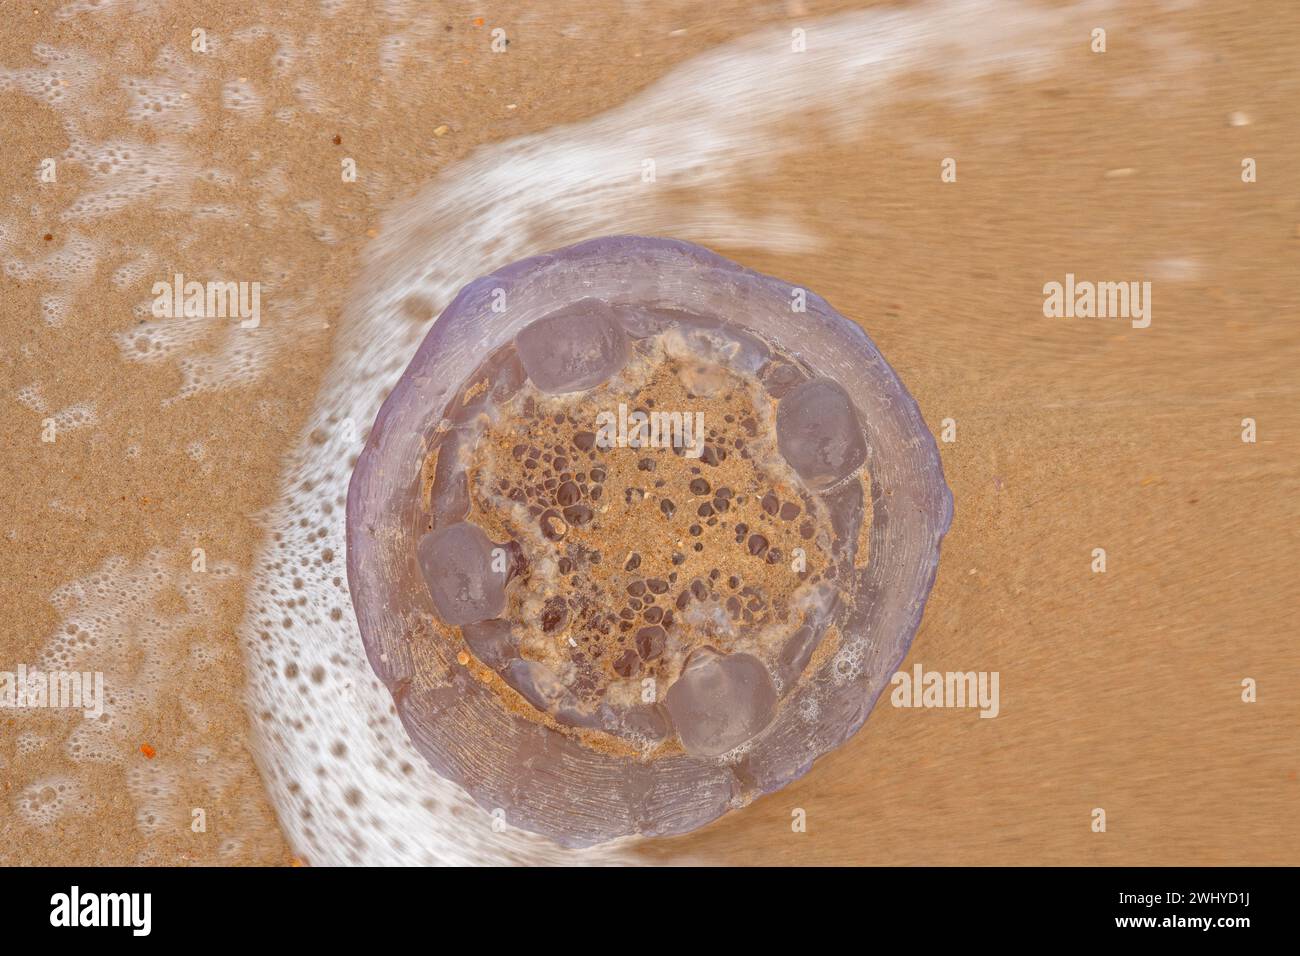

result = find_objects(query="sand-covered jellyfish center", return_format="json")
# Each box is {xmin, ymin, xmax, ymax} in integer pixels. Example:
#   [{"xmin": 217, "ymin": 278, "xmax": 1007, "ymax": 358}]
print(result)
[{"xmin": 417, "ymin": 300, "xmax": 871, "ymax": 758}]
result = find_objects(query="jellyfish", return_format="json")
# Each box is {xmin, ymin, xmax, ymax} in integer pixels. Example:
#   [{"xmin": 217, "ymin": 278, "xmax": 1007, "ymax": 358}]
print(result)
[{"xmin": 346, "ymin": 236, "xmax": 952, "ymax": 846}]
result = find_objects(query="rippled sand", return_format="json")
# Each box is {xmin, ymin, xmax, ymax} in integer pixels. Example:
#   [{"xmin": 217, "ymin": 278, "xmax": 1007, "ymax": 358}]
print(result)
[{"xmin": 2, "ymin": 0, "xmax": 1296, "ymax": 866}]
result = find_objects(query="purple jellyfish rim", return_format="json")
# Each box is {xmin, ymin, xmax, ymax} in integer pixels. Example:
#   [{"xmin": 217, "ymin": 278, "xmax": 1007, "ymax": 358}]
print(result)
[{"xmin": 346, "ymin": 235, "xmax": 954, "ymax": 847}]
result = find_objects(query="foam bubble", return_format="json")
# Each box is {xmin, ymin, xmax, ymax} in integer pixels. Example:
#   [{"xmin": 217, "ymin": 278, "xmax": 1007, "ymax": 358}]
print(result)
[
  {"xmin": 14, "ymin": 777, "xmax": 89, "ymax": 828},
  {"xmin": 39, "ymin": 293, "xmax": 71, "ymax": 327},
  {"xmin": 61, "ymin": 140, "xmax": 197, "ymax": 220},
  {"xmin": 221, "ymin": 80, "xmax": 264, "ymax": 120},
  {"xmin": 111, "ymin": 251, "xmax": 158, "ymax": 291},
  {"xmin": 55, "ymin": 0, "xmax": 166, "ymax": 20},
  {"xmin": 0, "ymin": 44, "xmax": 103, "ymax": 107},
  {"xmin": 121, "ymin": 54, "xmax": 203, "ymax": 133},
  {"xmin": 9, "ymin": 550, "xmax": 277, "ymax": 861}
]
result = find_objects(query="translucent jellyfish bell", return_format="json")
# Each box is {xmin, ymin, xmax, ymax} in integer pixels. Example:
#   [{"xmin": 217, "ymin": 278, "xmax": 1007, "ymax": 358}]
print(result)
[{"xmin": 346, "ymin": 236, "xmax": 953, "ymax": 847}]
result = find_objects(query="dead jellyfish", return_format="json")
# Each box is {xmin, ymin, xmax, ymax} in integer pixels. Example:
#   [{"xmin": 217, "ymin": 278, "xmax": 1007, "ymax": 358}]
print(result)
[{"xmin": 346, "ymin": 236, "xmax": 953, "ymax": 847}]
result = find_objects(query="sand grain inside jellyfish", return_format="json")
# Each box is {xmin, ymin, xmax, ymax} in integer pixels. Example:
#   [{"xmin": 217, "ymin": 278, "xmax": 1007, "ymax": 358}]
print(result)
[{"xmin": 346, "ymin": 236, "xmax": 952, "ymax": 847}]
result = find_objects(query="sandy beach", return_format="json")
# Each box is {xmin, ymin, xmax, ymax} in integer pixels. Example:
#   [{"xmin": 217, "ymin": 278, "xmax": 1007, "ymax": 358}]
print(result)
[{"xmin": 1, "ymin": 0, "xmax": 1296, "ymax": 866}]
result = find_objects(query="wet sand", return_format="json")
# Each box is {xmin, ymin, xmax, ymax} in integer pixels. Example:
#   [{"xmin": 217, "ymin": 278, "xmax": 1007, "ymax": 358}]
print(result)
[{"xmin": 2, "ymin": 0, "xmax": 1296, "ymax": 865}]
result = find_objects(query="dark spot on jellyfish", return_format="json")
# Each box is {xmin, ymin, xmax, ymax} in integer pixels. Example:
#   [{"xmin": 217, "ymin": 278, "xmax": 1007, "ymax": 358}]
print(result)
[
  {"xmin": 700, "ymin": 445, "xmax": 725, "ymax": 467},
  {"xmin": 627, "ymin": 580, "xmax": 646, "ymax": 597},
  {"xmin": 541, "ymin": 597, "xmax": 568, "ymax": 633},
  {"xmin": 635, "ymin": 625, "xmax": 666, "ymax": 661},
  {"xmin": 643, "ymin": 606, "xmax": 664, "ymax": 624},
  {"xmin": 612, "ymin": 650, "xmax": 640, "ymax": 678},
  {"xmin": 660, "ymin": 499, "xmax": 676, "ymax": 519},
  {"xmin": 689, "ymin": 478, "xmax": 711, "ymax": 496},
  {"xmin": 556, "ymin": 480, "xmax": 581, "ymax": 506},
  {"xmin": 637, "ymin": 457, "xmax": 655, "ymax": 472},
  {"xmin": 624, "ymin": 552, "xmax": 641, "ymax": 572},
  {"xmin": 780, "ymin": 501, "xmax": 801, "ymax": 520},
  {"xmin": 539, "ymin": 509, "xmax": 567, "ymax": 541},
  {"xmin": 646, "ymin": 578, "xmax": 668, "ymax": 594},
  {"xmin": 761, "ymin": 492, "xmax": 780, "ymax": 516},
  {"xmin": 748, "ymin": 534, "xmax": 769, "ymax": 557},
  {"xmin": 562, "ymin": 503, "xmax": 594, "ymax": 527},
  {"xmin": 332, "ymin": 134, "xmax": 342, "ymax": 145},
  {"xmin": 573, "ymin": 431, "xmax": 596, "ymax": 452}
]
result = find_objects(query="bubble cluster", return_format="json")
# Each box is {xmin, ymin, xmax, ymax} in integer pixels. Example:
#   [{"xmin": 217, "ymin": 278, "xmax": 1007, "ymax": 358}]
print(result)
[{"xmin": 2, "ymin": 551, "xmax": 283, "ymax": 863}]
